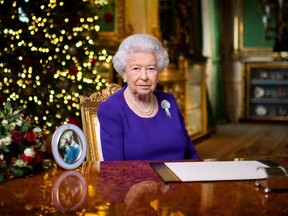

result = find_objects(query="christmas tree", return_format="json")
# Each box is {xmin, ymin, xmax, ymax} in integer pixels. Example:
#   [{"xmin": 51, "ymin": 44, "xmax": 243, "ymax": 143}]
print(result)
[{"xmin": 0, "ymin": 0, "xmax": 114, "ymax": 133}]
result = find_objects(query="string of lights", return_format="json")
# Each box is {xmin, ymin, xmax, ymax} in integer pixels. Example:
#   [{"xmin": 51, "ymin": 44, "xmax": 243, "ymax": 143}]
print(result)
[{"xmin": 0, "ymin": 0, "xmax": 113, "ymax": 133}]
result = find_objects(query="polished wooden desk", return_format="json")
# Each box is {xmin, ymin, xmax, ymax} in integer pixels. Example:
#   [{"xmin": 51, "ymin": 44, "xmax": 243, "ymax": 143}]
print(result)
[{"xmin": 1, "ymin": 158, "xmax": 288, "ymax": 215}]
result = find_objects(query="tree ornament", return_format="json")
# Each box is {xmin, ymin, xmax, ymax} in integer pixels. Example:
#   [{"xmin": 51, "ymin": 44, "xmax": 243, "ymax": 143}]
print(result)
[
  {"xmin": 104, "ymin": 12, "xmax": 113, "ymax": 22},
  {"xmin": 69, "ymin": 65, "xmax": 78, "ymax": 76},
  {"xmin": 68, "ymin": 116, "xmax": 81, "ymax": 126},
  {"xmin": 22, "ymin": 56, "xmax": 33, "ymax": 67},
  {"xmin": 90, "ymin": 58, "xmax": 96, "ymax": 66}
]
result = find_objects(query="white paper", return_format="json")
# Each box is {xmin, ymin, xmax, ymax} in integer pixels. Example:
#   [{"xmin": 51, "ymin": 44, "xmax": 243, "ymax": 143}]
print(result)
[{"xmin": 164, "ymin": 161, "xmax": 269, "ymax": 182}]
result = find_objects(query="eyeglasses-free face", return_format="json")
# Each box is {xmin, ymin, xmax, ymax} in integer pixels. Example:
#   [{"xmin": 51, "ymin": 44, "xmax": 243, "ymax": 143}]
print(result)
[
  {"xmin": 123, "ymin": 52, "xmax": 159, "ymax": 96},
  {"xmin": 124, "ymin": 52, "xmax": 158, "ymax": 77},
  {"xmin": 127, "ymin": 64, "xmax": 158, "ymax": 76}
]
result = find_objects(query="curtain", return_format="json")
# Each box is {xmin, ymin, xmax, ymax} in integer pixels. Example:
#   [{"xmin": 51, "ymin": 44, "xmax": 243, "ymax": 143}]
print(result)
[{"xmin": 201, "ymin": 0, "xmax": 225, "ymax": 122}]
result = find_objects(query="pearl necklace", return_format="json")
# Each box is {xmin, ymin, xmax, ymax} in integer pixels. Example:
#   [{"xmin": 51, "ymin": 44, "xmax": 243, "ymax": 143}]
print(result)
[{"xmin": 127, "ymin": 89, "xmax": 154, "ymax": 116}]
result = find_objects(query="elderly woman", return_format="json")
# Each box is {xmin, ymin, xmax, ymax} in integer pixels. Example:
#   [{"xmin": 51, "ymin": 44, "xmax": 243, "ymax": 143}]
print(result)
[{"xmin": 98, "ymin": 34, "xmax": 199, "ymax": 160}]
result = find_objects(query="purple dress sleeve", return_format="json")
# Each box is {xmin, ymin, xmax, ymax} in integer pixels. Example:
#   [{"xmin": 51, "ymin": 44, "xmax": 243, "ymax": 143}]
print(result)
[{"xmin": 98, "ymin": 89, "xmax": 126, "ymax": 160}]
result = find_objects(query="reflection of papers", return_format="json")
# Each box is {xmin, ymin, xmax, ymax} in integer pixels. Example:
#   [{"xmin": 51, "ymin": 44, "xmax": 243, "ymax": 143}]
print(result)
[{"xmin": 164, "ymin": 161, "xmax": 269, "ymax": 182}]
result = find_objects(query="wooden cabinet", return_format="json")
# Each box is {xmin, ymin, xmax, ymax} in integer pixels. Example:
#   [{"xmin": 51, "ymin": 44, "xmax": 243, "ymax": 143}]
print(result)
[
  {"xmin": 158, "ymin": 59, "xmax": 186, "ymax": 117},
  {"xmin": 158, "ymin": 57, "xmax": 208, "ymax": 140},
  {"xmin": 243, "ymin": 62, "xmax": 288, "ymax": 121},
  {"xmin": 185, "ymin": 59, "xmax": 208, "ymax": 140}
]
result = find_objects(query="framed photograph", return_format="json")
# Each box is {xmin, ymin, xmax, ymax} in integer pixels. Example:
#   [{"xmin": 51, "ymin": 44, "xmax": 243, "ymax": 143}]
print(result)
[
  {"xmin": 98, "ymin": 0, "xmax": 126, "ymax": 44},
  {"xmin": 233, "ymin": 0, "xmax": 273, "ymax": 58},
  {"xmin": 52, "ymin": 124, "xmax": 87, "ymax": 170},
  {"xmin": 52, "ymin": 171, "xmax": 87, "ymax": 212}
]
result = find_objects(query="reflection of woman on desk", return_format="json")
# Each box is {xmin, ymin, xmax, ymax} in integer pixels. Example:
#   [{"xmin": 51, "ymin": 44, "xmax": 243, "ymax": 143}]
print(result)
[
  {"xmin": 63, "ymin": 132, "xmax": 80, "ymax": 163},
  {"xmin": 124, "ymin": 180, "xmax": 163, "ymax": 216},
  {"xmin": 98, "ymin": 162, "xmax": 198, "ymax": 215}
]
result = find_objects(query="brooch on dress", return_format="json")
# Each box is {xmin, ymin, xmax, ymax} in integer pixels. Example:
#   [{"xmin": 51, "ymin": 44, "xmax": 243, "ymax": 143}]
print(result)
[{"xmin": 161, "ymin": 100, "xmax": 171, "ymax": 118}]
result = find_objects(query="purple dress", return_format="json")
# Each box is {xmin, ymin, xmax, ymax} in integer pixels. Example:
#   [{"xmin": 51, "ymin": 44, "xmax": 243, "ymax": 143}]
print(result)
[{"xmin": 98, "ymin": 86, "xmax": 200, "ymax": 161}]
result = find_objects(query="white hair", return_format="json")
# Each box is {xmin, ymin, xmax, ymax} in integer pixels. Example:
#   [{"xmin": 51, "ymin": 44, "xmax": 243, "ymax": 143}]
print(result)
[{"xmin": 112, "ymin": 34, "xmax": 169, "ymax": 77}]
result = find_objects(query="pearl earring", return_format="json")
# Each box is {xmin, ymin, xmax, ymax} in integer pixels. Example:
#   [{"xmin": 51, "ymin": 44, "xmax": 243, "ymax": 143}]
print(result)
[{"xmin": 123, "ymin": 79, "xmax": 127, "ymax": 83}]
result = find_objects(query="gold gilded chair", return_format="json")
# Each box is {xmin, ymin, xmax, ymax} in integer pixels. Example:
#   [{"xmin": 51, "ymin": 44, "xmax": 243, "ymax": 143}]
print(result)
[{"xmin": 80, "ymin": 83, "xmax": 121, "ymax": 161}]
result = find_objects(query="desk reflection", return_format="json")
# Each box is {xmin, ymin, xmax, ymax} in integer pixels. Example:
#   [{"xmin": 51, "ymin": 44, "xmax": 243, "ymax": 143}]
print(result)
[
  {"xmin": 52, "ymin": 171, "xmax": 87, "ymax": 212},
  {"xmin": 1, "ymin": 159, "xmax": 288, "ymax": 215},
  {"xmin": 83, "ymin": 161, "xmax": 201, "ymax": 216}
]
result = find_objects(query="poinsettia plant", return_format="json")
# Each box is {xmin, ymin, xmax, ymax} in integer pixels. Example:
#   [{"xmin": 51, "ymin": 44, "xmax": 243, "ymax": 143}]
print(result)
[{"xmin": 0, "ymin": 101, "xmax": 50, "ymax": 183}]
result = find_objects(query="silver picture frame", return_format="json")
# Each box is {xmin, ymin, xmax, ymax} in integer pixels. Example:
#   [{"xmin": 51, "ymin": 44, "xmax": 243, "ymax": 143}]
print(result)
[{"xmin": 51, "ymin": 124, "xmax": 87, "ymax": 170}]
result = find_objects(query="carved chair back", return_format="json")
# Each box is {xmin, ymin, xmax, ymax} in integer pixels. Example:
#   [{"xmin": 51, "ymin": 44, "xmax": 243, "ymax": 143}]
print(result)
[{"xmin": 80, "ymin": 83, "xmax": 121, "ymax": 161}]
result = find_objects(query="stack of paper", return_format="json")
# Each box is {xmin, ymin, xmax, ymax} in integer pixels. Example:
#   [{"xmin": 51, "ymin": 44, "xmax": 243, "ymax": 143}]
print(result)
[{"xmin": 151, "ymin": 160, "xmax": 275, "ymax": 182}]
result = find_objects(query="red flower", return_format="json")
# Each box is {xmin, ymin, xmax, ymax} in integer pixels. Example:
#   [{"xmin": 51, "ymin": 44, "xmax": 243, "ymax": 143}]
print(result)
[
  {"xmin": 10, "ymin": 130, "xmax": 23, "ymax": 143},
  {"xmin": 21, "ymin": 147, "xmax": 41, "ymax": 166},
  {"xmin": 11, "ymin": 157, "xmax": 17, "ymax": 164},
  {"xmin": 24, "ymin": 129, "xmax": 36, "ymax": 144}
]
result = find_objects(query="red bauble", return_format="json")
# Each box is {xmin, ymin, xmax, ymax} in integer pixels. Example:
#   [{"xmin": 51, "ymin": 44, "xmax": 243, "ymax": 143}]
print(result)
[
  {"xmin": 23, "ymin": 56, "xmax": 32, "ymax": 67},
  {"xmin": 48, "ymin": 69, "xmax": 57, "ymax": 78},
  {"xmin": 69, "ymin": 14, "xmax": 81, "ymax": 24},
  {"xmin": 69, "ymin": 65, "xmax": 78, "ymax": 76},
  {"xmin": 68, "ymin": 116, "xmax": 81, "ymax": 126},
  {"xmin": 68, "ymin": 99, "xmax": 75, "ymax": 106},
  {"xmin": 104, "ymin": 12, "xmax": 113, "ymax": 22},
  {"xmin": 90, "ymin": 58, "xmax": 96, "ymax": 66}
]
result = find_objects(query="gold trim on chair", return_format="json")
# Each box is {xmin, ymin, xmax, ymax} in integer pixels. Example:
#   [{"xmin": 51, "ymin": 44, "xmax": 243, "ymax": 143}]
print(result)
[{"xmin": 80, "ymin": 83, "xmax": 121, "ymax": 161}]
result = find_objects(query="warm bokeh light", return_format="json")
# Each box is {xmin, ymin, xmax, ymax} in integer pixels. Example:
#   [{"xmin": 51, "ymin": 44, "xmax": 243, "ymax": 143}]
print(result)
[{"xmin": 0, "ymin": 0, "xmax": 114, "ymax": 132}]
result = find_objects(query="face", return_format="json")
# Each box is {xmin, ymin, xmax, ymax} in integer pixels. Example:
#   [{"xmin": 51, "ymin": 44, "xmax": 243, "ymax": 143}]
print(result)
[
  {"xmin": 123, "ymin": 51, "xmax": 158, "ymax": 97},
  {"xmin": 65, "ymin": 135, "xmax": 72, "ymax": 145}
]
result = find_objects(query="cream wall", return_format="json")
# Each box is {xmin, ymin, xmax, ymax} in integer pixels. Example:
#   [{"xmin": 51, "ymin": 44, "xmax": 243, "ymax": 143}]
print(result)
[{"xmin": 125, "ymin": 0, "xmax": 160, "ymax": 37}]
